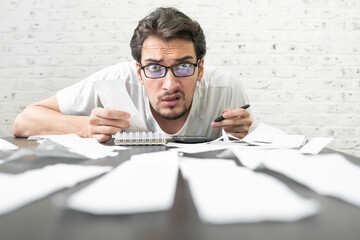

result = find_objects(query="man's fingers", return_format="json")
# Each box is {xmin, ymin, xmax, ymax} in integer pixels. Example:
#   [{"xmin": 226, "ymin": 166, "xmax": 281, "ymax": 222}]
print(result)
[
  {"xmin": 89, "ymin": 125, "xmax": 123, "ymax": 142},
  {"xmin": 89, "ymin": 125, "xmax": 123, "ymax": 135},
  {"xmin": 222, "ymin": 107, "xmax": 231, "ymax": 113},
  {"xmin": 211, "ymin": 107, "xmax": 252, "ymax": 138},
  {"xmin": 89, "ymin": 116, "xmax": 130, "ymax": 129},
  {"xmin": 224, "ymin": 131, "xmax": 248, "ymax": 139},
  {"xmin": 223, "ymin": 124, "xmax": 250, "ymax": 134},
  {"xmin": 92, "ymin": 134, "xmax": 112, "ymax": 143},
  {"xmin": 91, "ymin": 108, "xmax": 131, "ymax": 120},
  {"xmin": 222, "ymin": 108, "xmax": 249, "ymax": 119},
  {"xmin": 212, "ymin": 117, "xmax": 252, "ymax": 128},
  {"xmin": 88, "ymin": 108, "xmax": 131, "ymax": 143}
]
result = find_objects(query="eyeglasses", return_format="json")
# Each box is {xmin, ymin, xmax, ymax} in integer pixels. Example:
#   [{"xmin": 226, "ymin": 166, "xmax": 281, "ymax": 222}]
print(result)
[{"xmin": 139, "ymin": 59, "xmax": 200, "ymax": 79}]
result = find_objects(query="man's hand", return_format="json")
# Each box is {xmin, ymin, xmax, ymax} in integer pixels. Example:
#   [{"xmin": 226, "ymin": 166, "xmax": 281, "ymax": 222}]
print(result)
[
  {"xmin": 88, "ymin": 108, "xmax": 131, "ymax": 143},
  {"xmin": 210, "ymin": 107, "xmax": 252, "ymax": 139}
]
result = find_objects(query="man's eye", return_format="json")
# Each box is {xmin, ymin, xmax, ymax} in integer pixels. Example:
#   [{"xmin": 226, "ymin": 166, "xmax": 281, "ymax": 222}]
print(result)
[
  {"xmin": 148, "ymin": 65, "xmax": 163, "ymax": 72},
  {"xmin": 177, "ymin": 63, "xmax": 191, "ymax": 69}
]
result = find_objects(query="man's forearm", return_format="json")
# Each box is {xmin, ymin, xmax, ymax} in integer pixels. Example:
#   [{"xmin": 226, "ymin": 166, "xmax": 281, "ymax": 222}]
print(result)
[{"xmin": 13, "ymin": 105, "xmax": 89, "ymax": 138}]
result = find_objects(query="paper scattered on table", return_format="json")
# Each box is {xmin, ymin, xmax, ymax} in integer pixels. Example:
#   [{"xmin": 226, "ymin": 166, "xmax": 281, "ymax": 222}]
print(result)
[
  {"xmin": 67, "ymin": 151, "xmax": 179, "ymax": 214},
  {"xmin": 221, "ymin": 128, "xmax": 231, "ymax": 142},
  {"xmin": 180, "ymin": 157, "xmax": 237, "ymax": 179},
  {"xmin": 216, "ymin": 124, "xmax": 306, "ymax": 149},
  {"xmin": 168, "ymin": 142, "xmax": 229, "ymax": 154},
  {"xmin": 0, "ymin": 150, "xmax": 14, "ymax": 165},
  {"xmin": 270, "ymin": 135, "xmax": 307, "ymax": 148},
  {"xmin": 262, "ymin": 151, "xmax": 360, "ymax": 208},
  {"xmin": 231, "ymin": 148, "xmax": 269, "ymax": 170},
  {"xmin": 28, "ymin": 134, "xmax": 126, "ymax": 159},
  {"xmin": 0, "ymin": 164, "xmax": 111, "ymax": 215},
  {"xmin": 242, "ymin": 123, "xmax": 287, "ymax": 144},
  {"xmin": 95, "ymin": 80, "xmax": 147, "ymax": 132},
  {"xmin": 0, "ymin": 138, "xmax": 19, "ymax": 151},
  {"xmin": 233, "ymin": 148, "xmax": 360, "ymax": 208},
  {"xmin": 180, "ymin": 157, "xmax": 319, "ymax": 224},
  {"xmin": 300, "ymin": 137, "xmax": 333, "ymax": 154}
]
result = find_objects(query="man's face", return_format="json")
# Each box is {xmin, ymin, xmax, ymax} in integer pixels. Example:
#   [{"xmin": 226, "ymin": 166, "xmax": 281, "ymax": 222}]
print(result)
[{"xmin": 136, "ymin": 36, "xmax": 204, "ymax": 120}]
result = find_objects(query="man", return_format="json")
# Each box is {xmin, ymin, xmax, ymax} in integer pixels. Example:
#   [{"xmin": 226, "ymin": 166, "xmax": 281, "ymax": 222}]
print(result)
[{"xmin": 13, "ymin": 7, "xmax": 258, "ymax": 142}]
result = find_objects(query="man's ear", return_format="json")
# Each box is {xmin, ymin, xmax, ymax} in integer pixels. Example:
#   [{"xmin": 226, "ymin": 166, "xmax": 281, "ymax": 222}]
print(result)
[
  {"xmin": 136, "ymin": 62, "xmax": 144, "ymax": 85},
  {"xmin": 197, "ymin": 58, "xmax": 204, "ymax": 81}
]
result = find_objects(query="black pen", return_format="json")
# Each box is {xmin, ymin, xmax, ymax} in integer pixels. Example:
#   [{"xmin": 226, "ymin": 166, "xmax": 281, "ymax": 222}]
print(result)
[{"xmin": 213, "ymin": 104, "xmax": 250, "ymax": 122}]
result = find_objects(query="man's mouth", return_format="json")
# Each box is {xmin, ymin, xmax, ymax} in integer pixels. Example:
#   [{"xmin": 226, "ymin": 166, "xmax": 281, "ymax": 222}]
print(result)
[{"xmin": 161, "ymin": 94, "xmax": 182, "ymax": 107}]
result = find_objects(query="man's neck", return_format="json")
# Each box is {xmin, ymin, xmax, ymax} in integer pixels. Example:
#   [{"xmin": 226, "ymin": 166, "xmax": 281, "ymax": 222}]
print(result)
[{"xmin": 150, "ymin": 106, "xmax": 190, "ymax": 135}]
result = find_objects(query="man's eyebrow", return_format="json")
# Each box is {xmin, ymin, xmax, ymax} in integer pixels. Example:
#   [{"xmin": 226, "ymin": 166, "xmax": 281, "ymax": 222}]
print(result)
[
  {"xmin": 143, "ymin": 56, "xmax": 195, "ymax": 64},
  {"xmin": 143, "ymin": 58, "xmax": 162, "ymax": 63},
  {"xmin": 175, "ymin": 56, "xmax": 194, "ymax": 62}
]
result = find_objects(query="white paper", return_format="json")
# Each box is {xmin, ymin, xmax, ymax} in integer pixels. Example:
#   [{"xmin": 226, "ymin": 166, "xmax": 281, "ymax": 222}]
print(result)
[
  {"xmin": 67, "ymin": 151, "xmax": 179, "ymax": 214},
  {"xmin": 0, "ymin": 164, "xmax": 112, "ymax": 215},
  {"xmin": 218, "ymin": 124, "xmax": 305, "ymax": 149},
  {"xmin": 271, "ymin": 135, "xmax": 307, "ymax": 148},
  {"xmin": 179, "ymin": 157, "xmax": 237, "ymax": 179},
  {"xmin": 300, "ymin": 137, "xmax": 333, "ymax": 154},
  {"xmin": 180, "ymin": 157, "xmax": 319, "ymax": 224},
  {"xmin": 168, "ymin": 142, "xmax": 229, "ymax": 154},
  {"xmin": 262, "ymin": 152, "xmax": 360, "ymax": 208},
  {"xmin": 242, "ymin": 123, "xmax": 287, "ymax": 144},
  {"xmin": 231, "ymin": 148, "xmax": 269, "ymax": 170},
  {"xmin": 222, "ymin": 128, "xmax": 230, "ymax": 142},
  {"xmin": 0, "ymin": 150, "xmax": 14, "ymax": 164},
  {"xmin": 95, "ymin": 80, "xmax": 147, "ymax": 132},
  {"xmin": 29, "ymin": 134, "xmax": 126, "ymax": 159},
  {"xmin": 0, "ymin": 138, "xmax": 19, "ymax": 151}
]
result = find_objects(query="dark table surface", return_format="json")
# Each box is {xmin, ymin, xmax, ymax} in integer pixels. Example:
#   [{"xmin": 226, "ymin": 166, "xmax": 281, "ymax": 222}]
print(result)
[{"xmin": 1, "ymin": 137, "xmax": 360, "ymax": 240}]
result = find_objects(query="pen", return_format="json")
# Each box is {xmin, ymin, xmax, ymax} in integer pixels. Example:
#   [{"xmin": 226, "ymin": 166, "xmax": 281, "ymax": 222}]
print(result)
[{"xmin": 213, "ymin": 104, "xmax": 250, "ymax": 122}]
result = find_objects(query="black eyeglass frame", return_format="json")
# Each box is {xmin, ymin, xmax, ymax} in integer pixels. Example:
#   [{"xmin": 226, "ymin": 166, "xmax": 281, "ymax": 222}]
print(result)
[{"xmin": 138, "ymin": 59, "xmax": 201, "ymax": 79}]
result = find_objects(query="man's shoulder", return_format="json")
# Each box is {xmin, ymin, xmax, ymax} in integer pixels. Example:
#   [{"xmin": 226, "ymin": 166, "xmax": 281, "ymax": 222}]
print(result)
[
  {"xmin": 87, "ymin": 60, "xmax": 137, "ymax": 83},
  {"xmin": 201, "ymin": 65, "xmax": 233, "ymax": 87}
]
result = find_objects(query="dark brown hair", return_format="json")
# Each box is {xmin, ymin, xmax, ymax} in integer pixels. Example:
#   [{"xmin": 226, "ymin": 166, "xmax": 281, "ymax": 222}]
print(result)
[{"xmin": 130, "ymin": 7, "xmax": 206, "ymax": 62}]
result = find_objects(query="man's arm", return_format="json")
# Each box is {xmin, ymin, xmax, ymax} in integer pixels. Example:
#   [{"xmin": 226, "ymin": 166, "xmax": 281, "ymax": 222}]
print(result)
[
  {"xmin": 13, "ymin": 95, "xmax": 89, "ymax": 138},
  {"xmin": 13, "ymin": 95, "xmax": 131, "ymax": 142}
]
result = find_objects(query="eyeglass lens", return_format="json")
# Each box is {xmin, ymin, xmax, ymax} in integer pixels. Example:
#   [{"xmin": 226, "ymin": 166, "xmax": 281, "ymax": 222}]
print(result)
[
  {"xmin": 146, "ymin": 65, "xmax": 166, "ymax": 78},
  {"xmin": 144, "ymin": 63, "xmax": 195, "ymax": 78}
]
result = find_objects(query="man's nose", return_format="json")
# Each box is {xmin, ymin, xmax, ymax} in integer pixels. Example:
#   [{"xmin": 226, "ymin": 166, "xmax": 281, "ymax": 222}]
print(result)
[{"xmin": 161, "ymin": 69, "xmax": 179, "ymax": 90}]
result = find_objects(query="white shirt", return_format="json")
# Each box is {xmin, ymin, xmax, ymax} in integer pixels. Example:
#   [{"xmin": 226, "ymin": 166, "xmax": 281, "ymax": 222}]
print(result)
[{"xmin": 57, "ymin": 61, "xmax": 258, "ymax": 139}]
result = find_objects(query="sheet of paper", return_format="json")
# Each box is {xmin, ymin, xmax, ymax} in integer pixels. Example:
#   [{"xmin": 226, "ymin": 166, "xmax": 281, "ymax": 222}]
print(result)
[
  {"xmin": 67, "ymin": 151, "xmax": 179, "ymax": 214},
  {"xmin": 0, "ymin": 150, "xmax": 14, "ymax": 165},
  {"xmin": 0, "ymin": 164, "xmax": 112, "ymax": 215},
  {"xmin": 94, "ymin": 80, "xmax": 147, "ymax": 132},
  {"xmin": 231, "ymin": 148, "xmax": 269, "ymax": 170},
  {"xmin": 0, "ymin": 138, "xmax": 19, "ymax": 151},
  {"xmin": 28, "ymin": 134, "xmax": 126, "ymax": 159},
  {"xmin": 180, "ymin": 157, "xmax": 319, "ymax": 224},
  {"xmin": 179, "ymin": 157, "xmax": 237, "ymax": 179},
  {"xmin": 222, "ymin": 128, "xmax": 230, "ymax": 142},
  {"xmin": 300, "ymin": 137, "xmax": 333, "ymax": 154},
  {"xmin": 271, "ymin": 134, "xmax": 307, "ymax": 148},
  {"xmin": 168, "ymin": 142, "xmax": 229, "ymax": 154},
  {"xmin": 241, "ymin": 123, "xmax": 287, "ymax": 144},
  {"xmin": 262, "ymin": 151, "xmax": 360, "ymax": 208}
]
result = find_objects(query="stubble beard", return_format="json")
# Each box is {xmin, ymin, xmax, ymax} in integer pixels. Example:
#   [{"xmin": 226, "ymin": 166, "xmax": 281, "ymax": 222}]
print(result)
[
  {"xmin": 155, "ymin": 104, "xmax": 188, "ymax": 120},
  {"xmin": 155, "ymin": 89, "xmax": 189, "ymax": 120}
]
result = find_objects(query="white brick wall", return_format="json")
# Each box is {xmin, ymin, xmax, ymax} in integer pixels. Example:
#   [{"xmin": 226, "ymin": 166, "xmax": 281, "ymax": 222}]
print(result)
[{"xmin": 1, "ymin": 0, "xmax": 359, "ymax": 157}]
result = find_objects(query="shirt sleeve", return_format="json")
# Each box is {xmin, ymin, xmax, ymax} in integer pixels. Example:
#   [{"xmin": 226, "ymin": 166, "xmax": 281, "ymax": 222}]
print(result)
[
  {"xmin": 56, "ymin": 65, "xmax": 120, "ymax": 115},
  {"xmin": 57, "ymin": 76, "xmax": 101, "ymax": 116},
  {"xmin": 56, "ymin": 61, "xmax": 136, "ymax": 116}
]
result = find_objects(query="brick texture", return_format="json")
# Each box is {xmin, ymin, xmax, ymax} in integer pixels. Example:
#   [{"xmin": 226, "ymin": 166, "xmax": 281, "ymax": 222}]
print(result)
[{"xmin": 1, "ymin": 0, "xmax": 359, "ymax": 157}]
